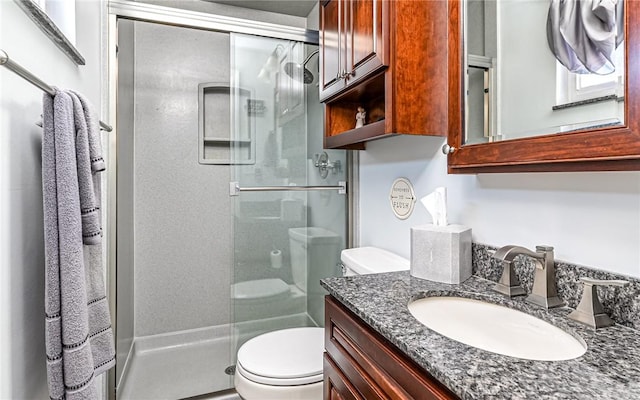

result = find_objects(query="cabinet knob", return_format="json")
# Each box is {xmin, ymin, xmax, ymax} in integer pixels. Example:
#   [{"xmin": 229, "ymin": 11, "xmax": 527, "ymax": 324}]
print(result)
[
  {"xmin": 338, "ymin": 70, "xmax": 356, "ymax": 80},
  {"xmin": 441, "ymin": 144, "xmax": 456, "ymax": 154}
]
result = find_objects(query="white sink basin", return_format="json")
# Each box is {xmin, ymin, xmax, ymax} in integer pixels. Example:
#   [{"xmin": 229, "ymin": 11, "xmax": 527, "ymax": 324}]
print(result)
[{"xmin": 408, "ymin": 296, "xmax": 587, "ymax": 361}]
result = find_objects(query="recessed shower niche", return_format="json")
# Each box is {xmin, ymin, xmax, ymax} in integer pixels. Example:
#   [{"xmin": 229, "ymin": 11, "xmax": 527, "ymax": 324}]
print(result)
[{"xmin": 198, "ymin": 82, "xmax": 255, "ymax": 164}]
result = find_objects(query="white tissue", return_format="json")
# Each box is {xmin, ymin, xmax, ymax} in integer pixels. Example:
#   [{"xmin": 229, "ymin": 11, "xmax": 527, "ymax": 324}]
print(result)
[{"xmin": 420, "ymin": 187, "xmax": 448, "ymax": 226}]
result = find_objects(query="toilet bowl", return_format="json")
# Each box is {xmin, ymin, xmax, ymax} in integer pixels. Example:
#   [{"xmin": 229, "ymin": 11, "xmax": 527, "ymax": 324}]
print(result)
[
  {"xmin": 234, "ymin": 327, "xmax": 324, "ymax": 399},
  {"xmin": 234, "ymin": 246, "xmax": 409, "ymax": 399}
]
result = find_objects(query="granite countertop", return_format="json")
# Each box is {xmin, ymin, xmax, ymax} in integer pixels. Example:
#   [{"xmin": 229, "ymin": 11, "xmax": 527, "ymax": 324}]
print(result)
[{"xmin": 320, "ymin": 272, "xmax": 640, "ymax": 400}]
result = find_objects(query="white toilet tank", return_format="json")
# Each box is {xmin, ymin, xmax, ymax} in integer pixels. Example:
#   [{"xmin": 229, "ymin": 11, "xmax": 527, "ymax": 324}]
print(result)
[
  {"xmin": 340, "ymin": 246, "xmax": 410, "ymax": 276},
  {"xmin": 288, "ymin": 227, "xmax": 341, "ymax": 292}
]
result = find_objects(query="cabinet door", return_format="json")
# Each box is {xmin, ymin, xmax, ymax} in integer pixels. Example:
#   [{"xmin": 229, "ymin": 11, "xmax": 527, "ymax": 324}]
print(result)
[
  {"xmin": 320, "ymin": 0, "xmax": 345, "ymax": 100},
  {"xmin": 324, "ymin": 354, "xmax": 362, "ymax": 400},
  {"xmin": 325, "ymin": 296, "xmax": 459, "ymax": 399},
  {"xmin": 346, "ymin": 0, "xmax": 386, "ymax": 83}
]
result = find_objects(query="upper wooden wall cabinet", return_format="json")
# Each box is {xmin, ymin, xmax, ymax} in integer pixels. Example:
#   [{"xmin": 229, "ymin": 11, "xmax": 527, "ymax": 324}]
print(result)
[
  {"xmin": 447, "ymin": 0, "xmax": 640, "ymax": 173},
  {"xmin": 319, "ymin": 0, "xmax": 448, "ymax": 149}
]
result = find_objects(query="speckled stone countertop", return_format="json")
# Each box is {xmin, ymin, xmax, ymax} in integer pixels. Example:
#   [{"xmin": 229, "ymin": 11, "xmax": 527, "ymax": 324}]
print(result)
[{"xmin": 320, "ymin": 272, "xmax": 640, "ymax": 399}]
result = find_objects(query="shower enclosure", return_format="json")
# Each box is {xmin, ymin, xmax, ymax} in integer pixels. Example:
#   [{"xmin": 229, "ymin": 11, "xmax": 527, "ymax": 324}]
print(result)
[{"xmin": 109, "ymin": 4, "xmax": 348, "ymax": 399}]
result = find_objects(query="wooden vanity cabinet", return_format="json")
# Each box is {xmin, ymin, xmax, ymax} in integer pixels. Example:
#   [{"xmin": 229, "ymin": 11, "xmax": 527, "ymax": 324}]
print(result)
[
  {"xmin": 324, "ymin": 296, "xmax": 458, "ymax": 400},
  {"xmin": 320, "ymin": 0, "xmax": 448, "ymax": 149}
]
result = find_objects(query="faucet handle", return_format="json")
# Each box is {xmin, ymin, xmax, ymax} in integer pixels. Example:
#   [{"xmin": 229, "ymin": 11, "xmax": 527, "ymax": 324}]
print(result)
[
  {"xmin": 535, "ymin": 245, "xmax": 554, "ymax": 251},
  {"xmin": 578, "ymin": 277, "xmax": 628, "ymax": 287},
  {"xmin": 535, "ymin": 245, "xmax": 554, "ymax": 253},
  {"xmin": 568, "ymin": 277, "xmax": 629, "ymax": 329}
]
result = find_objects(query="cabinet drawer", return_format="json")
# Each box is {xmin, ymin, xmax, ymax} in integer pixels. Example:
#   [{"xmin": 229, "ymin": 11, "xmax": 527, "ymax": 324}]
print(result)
[{"xmin": 324, "ymin": 295, "xmax": 458, "ymax": 400}]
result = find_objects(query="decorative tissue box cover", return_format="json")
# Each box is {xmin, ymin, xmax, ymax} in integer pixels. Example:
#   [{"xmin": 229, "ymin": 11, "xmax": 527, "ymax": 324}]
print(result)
[{"xmin": 410, "ymin": 224, "xmax": 472, "ymax": 284}]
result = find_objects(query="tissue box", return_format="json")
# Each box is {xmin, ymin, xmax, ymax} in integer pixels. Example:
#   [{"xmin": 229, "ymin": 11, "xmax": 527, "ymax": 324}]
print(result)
[{"xmin": 411, "ymin": 224, "xmax": 472, "ymax": 284}]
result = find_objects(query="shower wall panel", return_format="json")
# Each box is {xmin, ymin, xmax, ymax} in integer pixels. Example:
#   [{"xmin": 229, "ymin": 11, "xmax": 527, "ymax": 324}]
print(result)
[
  {"xmin": 303, "ymin": 8, "xmax": 348, "ymax": 325},
  {"xmin": 116, "ymin": 19, "xmax": 136, "ymax": 384},
  {"xmin": 304, "ymin": 51, "xmax": 346, "ymax": 325},
  {"xmin": 133, "ymin": 21, "xmax": 232, "ymax": 336}
]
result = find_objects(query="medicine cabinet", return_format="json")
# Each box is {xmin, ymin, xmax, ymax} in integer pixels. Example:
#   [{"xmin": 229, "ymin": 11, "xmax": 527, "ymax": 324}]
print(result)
[{"xmin": 446, "ymin": 0, "xmax": 640, "ymax": 173}]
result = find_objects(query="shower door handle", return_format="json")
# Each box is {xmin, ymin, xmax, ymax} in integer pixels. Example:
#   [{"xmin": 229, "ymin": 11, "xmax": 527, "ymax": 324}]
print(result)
[{"xmin": 229, "ymin": 181, "xmax": 347, "ymax": 196}]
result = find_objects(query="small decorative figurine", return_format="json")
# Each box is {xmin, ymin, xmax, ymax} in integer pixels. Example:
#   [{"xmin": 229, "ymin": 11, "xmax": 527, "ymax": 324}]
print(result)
[{"xmin": 355, "ymin": 106, "xmax": 366, "ymax": 129}]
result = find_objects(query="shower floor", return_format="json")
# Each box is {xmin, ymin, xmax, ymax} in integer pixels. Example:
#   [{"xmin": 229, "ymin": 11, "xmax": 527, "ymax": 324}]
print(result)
[{"xmin": 117, "ymin": 313, "xmax": 315, "ymax": 400}]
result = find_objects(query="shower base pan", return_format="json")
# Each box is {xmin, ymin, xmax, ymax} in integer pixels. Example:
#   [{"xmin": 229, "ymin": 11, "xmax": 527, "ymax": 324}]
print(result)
[{"xmin": 116, "ymin": 313, "xmax": 315, "ymax": 399}]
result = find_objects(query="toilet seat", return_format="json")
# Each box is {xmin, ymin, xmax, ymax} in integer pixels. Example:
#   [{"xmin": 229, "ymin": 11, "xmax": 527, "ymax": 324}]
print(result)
[{"xmin": 236, "ymin": 327, "xmax": 324, "ymax": 386}]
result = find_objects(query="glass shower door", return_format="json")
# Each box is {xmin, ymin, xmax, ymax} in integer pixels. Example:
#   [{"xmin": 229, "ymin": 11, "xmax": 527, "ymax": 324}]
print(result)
[{"xmin": 228, "ymin": 33, "xmax": 348, "ymax": 356}]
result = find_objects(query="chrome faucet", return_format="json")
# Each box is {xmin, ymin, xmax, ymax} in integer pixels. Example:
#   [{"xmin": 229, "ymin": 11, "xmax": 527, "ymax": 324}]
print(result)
[{"xmin": 492, "ymin": 245, "xmax": 564, "ymax": 309}]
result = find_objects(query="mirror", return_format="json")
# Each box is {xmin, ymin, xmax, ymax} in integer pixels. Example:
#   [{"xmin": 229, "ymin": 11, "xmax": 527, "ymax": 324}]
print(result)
[
  {"xmin": 464, "ymin": 0, "xmax": 625, "ymax": 145},
  {"xmin": 448, "ymin": 0, "xmax": 640, "ymax": 173}
]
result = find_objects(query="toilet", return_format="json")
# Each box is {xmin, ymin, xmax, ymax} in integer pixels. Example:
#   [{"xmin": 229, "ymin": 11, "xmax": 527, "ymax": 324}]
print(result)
[
  {"xmin": 234, "ymin": 246, "xmax": 409, "ymax": 399},
  {"xmin": 340, "ymin": 246, "xmax": 410, "ymax": 276}
]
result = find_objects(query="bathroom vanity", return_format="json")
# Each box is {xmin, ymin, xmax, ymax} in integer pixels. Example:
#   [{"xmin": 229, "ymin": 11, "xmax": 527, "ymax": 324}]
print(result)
[
  {"xmin": 321, "ymin": 272, "xmax": 640, "ymax": 399},
  {"xmin": 324, "ymin": 295, "xmax": 456, "ymax": 399}
]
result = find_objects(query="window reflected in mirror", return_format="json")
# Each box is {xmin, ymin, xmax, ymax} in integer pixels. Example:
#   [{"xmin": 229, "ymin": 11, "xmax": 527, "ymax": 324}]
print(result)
[{"xmin": 464, "ymin": 0, "xmax": 625, "ymax": 146}]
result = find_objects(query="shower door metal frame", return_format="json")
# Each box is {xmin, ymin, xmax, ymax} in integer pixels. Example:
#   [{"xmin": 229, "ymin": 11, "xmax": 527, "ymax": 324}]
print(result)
[
  {"xmin": 108, "ymin": 0, "xmax": 319, "ymax": 43},
  {"xmin": 105, "ymin": 2, "xmax": 358, "ymax": 399}
]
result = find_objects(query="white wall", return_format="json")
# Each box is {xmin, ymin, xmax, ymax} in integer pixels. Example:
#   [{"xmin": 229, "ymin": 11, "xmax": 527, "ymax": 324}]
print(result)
[
  {"xmin": 358, "ymin": 0, "xmax": 639, "ymax": 278},
  {"xmin": 0, "ymin": 1, "xmax": 105, "ymax": 398},
  {"xmin": 359, "ymin": 135, "xmax": 640, "ymax": 279}
]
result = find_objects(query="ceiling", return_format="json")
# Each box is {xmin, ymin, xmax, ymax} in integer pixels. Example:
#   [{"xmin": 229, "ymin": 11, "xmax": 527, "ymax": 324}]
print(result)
[{"xmin": 207, "ymin": 0, "xmax": 317, "ymax": 17}]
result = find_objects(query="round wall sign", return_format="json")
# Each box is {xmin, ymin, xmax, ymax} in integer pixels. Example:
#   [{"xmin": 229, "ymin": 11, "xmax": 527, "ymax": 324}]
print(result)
[{"xmin": 389, "ymin": 178, "xmax": 416, "ymax": 220}]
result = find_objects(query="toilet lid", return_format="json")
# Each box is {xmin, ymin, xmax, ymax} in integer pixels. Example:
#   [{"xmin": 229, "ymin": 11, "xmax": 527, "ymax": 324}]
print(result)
[
  {"xmin": 232, "ymin": 279, "xmax": 289, "ymax": 301},
  {"xmin": 236, "ymin": 327, "xmax": 324, "ymax": 386}
]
